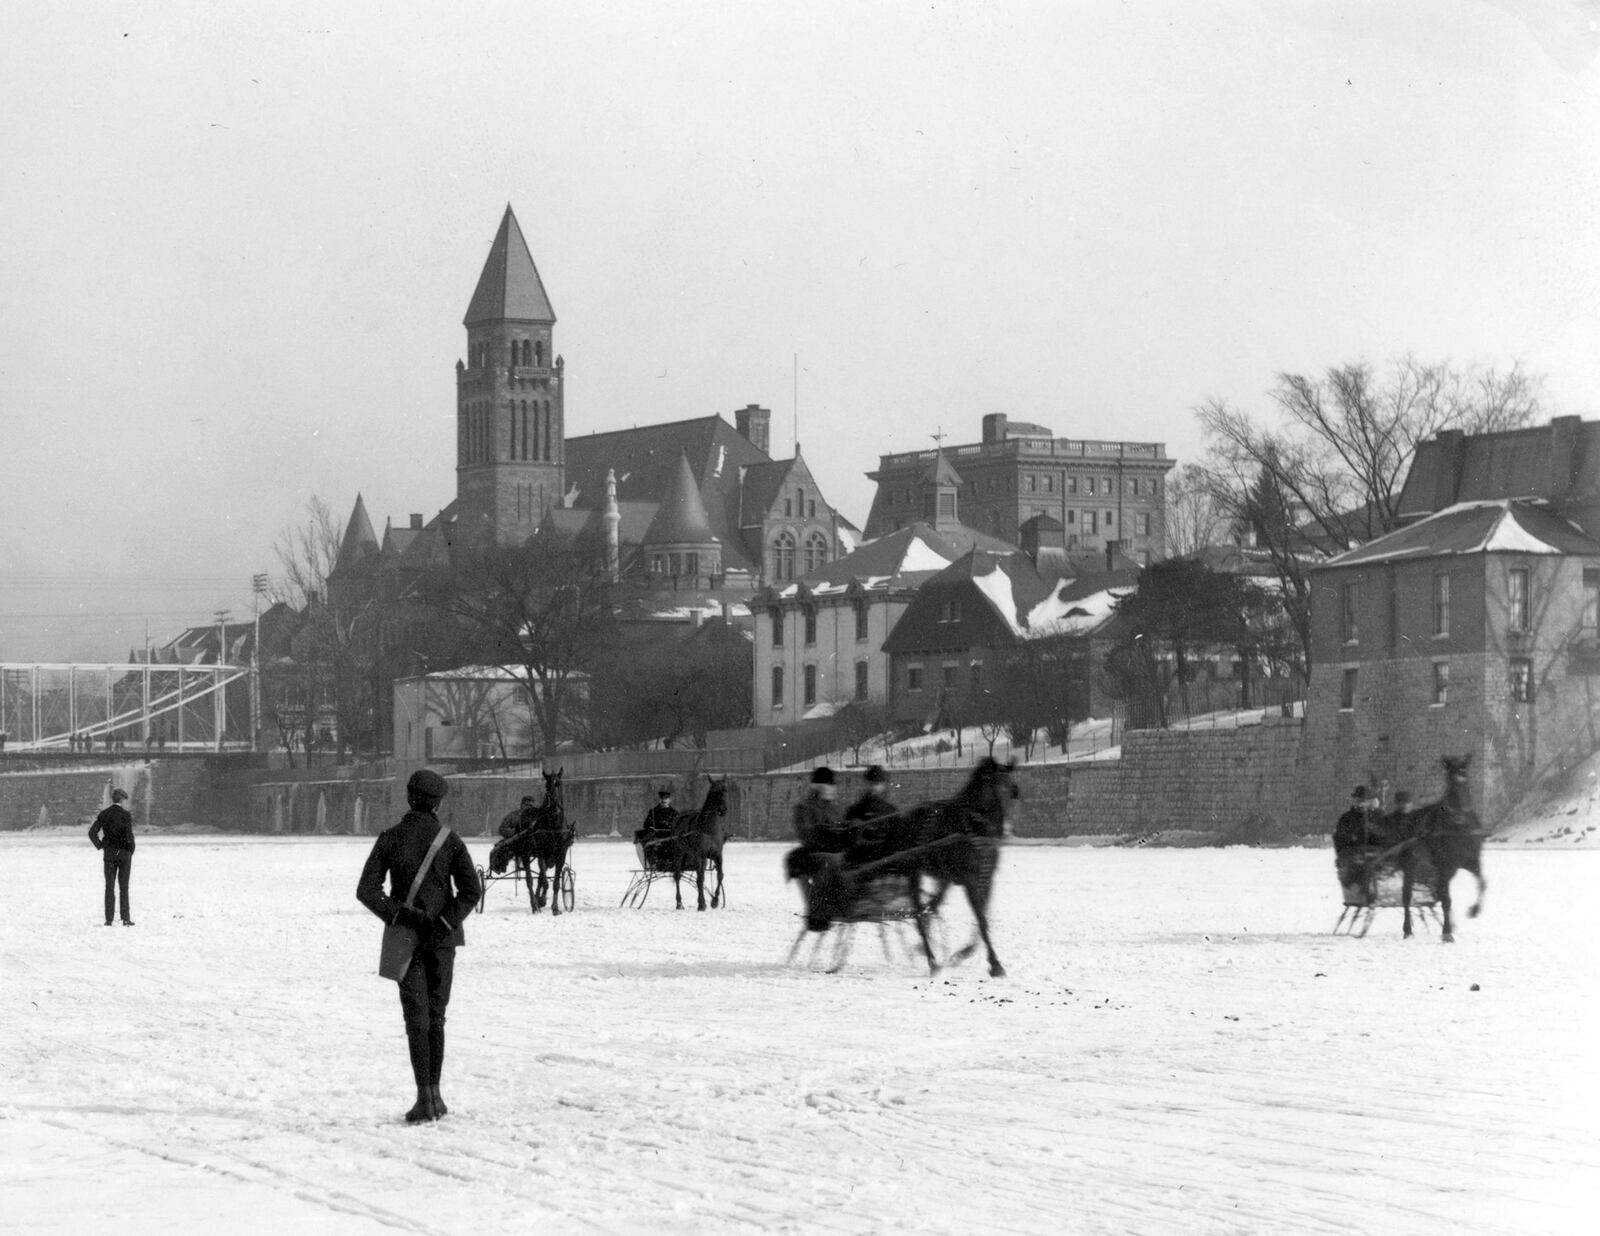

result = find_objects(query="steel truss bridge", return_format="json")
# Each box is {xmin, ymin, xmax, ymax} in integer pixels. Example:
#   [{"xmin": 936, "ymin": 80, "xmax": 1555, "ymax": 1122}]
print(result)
[{"xmin": 0, "ymin": 662, "xmax": 255, "ymax": 753}]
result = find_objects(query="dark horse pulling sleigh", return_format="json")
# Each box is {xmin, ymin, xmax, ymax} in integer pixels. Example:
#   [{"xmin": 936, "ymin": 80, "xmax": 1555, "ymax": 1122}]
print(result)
[
  {"xmin": 788, "ymin": 757, "xmax": 1019, "ymax": 977},
  {"xmin": 1333, "ymin": 755, "xmax": 1487, "ymax": 943},
  {"xmin": 620, "ymin": 777, "xmax": 730, "ymax": 910},
  {"xmin": 481, "ymin": 768, "xmax": 576, "ymax": 915}
]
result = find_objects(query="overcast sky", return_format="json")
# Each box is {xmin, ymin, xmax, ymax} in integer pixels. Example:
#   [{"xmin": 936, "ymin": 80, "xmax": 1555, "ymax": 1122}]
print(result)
[{"xmin": 4, "ymin": 0, "xmax": 1599, "ymax": 662}]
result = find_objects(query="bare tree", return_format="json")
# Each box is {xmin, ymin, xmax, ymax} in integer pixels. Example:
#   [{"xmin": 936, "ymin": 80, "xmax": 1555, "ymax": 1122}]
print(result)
[
  {"xmin": 1195, "ymin": 357, "xmax": 1543, "ymax": 678},
  {"xmin": 1163, "ymin": 463, "xmax": 1230, "ymax": 557},
  {"xmin": 273, "ymin": 495, "xmax": 343, "ymax": 607}
]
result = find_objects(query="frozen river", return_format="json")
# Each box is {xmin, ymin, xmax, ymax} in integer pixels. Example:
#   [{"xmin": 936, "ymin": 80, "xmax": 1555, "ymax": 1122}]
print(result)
[{"xmin": 2, "ymin": 834, "xmax": 1596, "ymax": 1234}]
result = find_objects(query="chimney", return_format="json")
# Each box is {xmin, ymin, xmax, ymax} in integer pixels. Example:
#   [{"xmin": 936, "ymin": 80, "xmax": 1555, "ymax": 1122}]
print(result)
[
  {"xmin": 1549, "ymin": 415, "xmax": 1582, "ymax": 503},
  {"xmin": 735, "ymin": 404, "xmax": 771, "ymax": 454},
  {"xmin": 409, "ymin": 513, "xmax": 423, "ymax": 530},
  {"xmin": 982, "ymin": 413, "xmax": 1008, "ymax": 445},
  {"xmin": 1432, "ymin": 430, "xmax": 1465, "ymax": 511}
]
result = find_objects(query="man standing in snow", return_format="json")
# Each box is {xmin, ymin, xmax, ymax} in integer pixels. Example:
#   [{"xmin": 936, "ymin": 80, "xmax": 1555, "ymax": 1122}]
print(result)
[
  {"xmin": 357, "ymin": 769, "xmax": 481, "ymax": 1124},
  {"xmin": 88, "ymin": 788, "xmax": 136, "ymax": 926}
]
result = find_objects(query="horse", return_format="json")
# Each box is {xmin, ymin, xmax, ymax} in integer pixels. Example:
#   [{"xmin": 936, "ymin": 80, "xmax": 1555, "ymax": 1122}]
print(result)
[
  {"xmin": 803, "ymin": 757, "xmax": 1018, "ymax": 977},
  {"xmin": 1398, "ymin": 754, "xmax": 1487, "ymax": 942},
  {"xmin": 489, "ymin": 768, "xmax": 575, "ymax": 915},
  {"xmin": 659, "ymin": 777, "xmax": 730, "ymax": 911}
]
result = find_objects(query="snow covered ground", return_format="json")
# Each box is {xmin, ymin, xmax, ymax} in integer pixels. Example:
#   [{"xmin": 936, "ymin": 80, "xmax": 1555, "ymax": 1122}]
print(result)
[{"xmin": 3, "ymin": 834, "xmax": 1597, "ymax": 1235}]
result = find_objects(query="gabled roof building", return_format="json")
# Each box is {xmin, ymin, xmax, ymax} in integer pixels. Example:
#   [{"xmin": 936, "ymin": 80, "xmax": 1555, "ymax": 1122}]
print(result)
[{"xmin": 1300, "ymin": 496, "xmax": 1600, "ymax": 823}]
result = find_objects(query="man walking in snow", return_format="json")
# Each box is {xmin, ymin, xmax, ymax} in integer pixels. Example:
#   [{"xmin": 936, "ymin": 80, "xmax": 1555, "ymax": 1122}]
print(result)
[
  {"xmin": 357, "ymin": 769, "xmax": 481, "ymax": 1124},
  {"xmin": 89, "ymin": 788, "xmax": 136, "ymax": 926}
]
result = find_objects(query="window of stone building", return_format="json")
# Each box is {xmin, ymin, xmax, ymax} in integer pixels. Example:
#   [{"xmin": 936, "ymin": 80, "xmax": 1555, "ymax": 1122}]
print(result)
[
  {"xmin": 1025, "ymin": 475, "xmax": 1036, "ymax": 492},
  {"xmin": 1137, "ymin": 513, "xmax": 1151, "ymax": 537},
  {"xmin": 1066, "ymin": 476, "xmax": 1078, "ymax": 494},
  {"xmin": 804, "ymin": 532, "xmax": 828, "ymax": 574},
  {"xmin": 1508, "ymin": 567, "xmax": 1531, "ymax": 631},
  {"xmin": 771, "ymin": 666, "xmax": 784, "ymax": 708},
  {"xmin": 1105, "ymin": 510, "xmax": 1114, "ymax": 527},
  {"xmin": 1129, "ymin": 478, "xmax": 1140, "ymax": 496},
  {"xmin": 803, "ymin": 664, "xmax": 817, "ymax": 707},
  {"xmin": 807, "ymin": 499, "xmax": 817, "ymax": 518},
  {"xmin": 1043, "ymin": 475, "xmax": 1054, "ymax": 493},
  {"xmin": 784, "ymin": 498, "xmax": 793, "ymax": 517},
  {"xmin": 1432, "ymin": 661, "xmax": 1449, "ymax": 705},
  {"xmin": 803, "ymin": 606, "xmax": 817, "ymax": 646},
  {"xmin": 1510, "ymin": 658, "xmax": 1534, "ymax": 703},
  {"xmin": 938, "ymin": 492, "xmax": 956, "ymax": 519},
  {"xmin": 855, "ymin": 660, "xmax": 869, "ymax": 701},
  {"xmin": 1584, "ymin": 569, "xmax": 1600, "ymax": 633},
  {"xmin": 1084, "ymin": 510, "xmax": 1097, "ymax": 534},
  {"xmin": 771, "ymin": 612, "xmax": 783, "ymax": 648},
  {"xmin": 986, "ymin": 478, "xmax": 996, "ymax": 493},
  {"xmin": 773, "ymin": 531, "xmax": 796, "ymax": 580},
  {"xmin": 942, "ymin": 663, "xmax": 960, "ymax": 688},
  {"xmin": 1342, "ymin": 582, "xmax": 1359, "ymax": 643},
  {"xmin": 1433, "ymin": 573, "xmax": 1450, "ymax": 637},
  {"xmin": 1086, "ymin": 477, "xmax": 1096, "ymax": 496},
  {"xmin": 854, "ymin": 601, "xmax": 869, "ymax": 641},
  {"xmin": 1067, "ymin": 510, "xmax": 1076, "ymax": 524},
  {"xmin": 1340, "ymin": 667, "xmax": 1358, "ymax": 711},
  {"xmin": 907, "ymin": 664, "xmax": 924, "ymax": 692}
]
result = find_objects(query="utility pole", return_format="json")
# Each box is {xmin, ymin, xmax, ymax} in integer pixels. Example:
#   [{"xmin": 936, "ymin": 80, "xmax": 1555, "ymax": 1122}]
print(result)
[
  {"xmin": 213, "ymin": 609, "xmax": 231, "ymax": 751},
  {"xmin": 252, "ymin": 574, "xmax": 269, "ymax": 754}
]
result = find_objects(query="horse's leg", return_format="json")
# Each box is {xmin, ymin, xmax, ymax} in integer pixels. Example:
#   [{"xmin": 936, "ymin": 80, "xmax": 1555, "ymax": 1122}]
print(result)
[
  {"xmin": 671, "ymin": 866, "xmax": 684, "ymax": 910},
  {"xmin": 710, "ymin": 851, "xmax": 725, "ymax": 909},
  {"xmin": 907, "ymin": 877, "xmax": 941, "ymax": 977},
  {"xmin": 828, "ymin": 923, "xmax": 854, "ymax": 973},
  {"xmin": 522, "ymin": 859, "xmax": 538, "ymax": 914},
  {"xmin": 962, "ymin": 880, "xmax": 1005, "ymax": 978},
  {"xmin": 550, "ymin": 854, "xmax": 564, "ymax": 916},
  {"xmin": 1438, "ymin": 871, "xmax": 1455, "ymax": 943},
  {"xmin": 1462, "ymin": 854, "xmax": 1486, "ymax": 918},
  {"xmin": 1400, "ymin": 861, "xmax": 1415, "ymax": 939},
  {"xmin": 695, "ymin": 854, "xmax": 707, "ymax": 912}
]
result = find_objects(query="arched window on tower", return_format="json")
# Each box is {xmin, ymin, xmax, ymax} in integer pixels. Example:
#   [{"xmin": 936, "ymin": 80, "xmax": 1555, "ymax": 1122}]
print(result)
[
  {"xmin": 521, "ymin": 403, "xmax": 529, "ymax": 460},
  {"xmin": 509, "ymin": 402, "xmax": 518, "ymax": 459},
  {"xmin": 520, "ymin": 339, "xmax": 532, "ymax": 366},
  {"xmin": 772, "ymin": 531, "xmax": 796, "ymax": 581},
  {"xmin": 534, "ymin": 340, "xmax": 545, "ymax": 367},
  {"xmin": 803, "ymin": 531, "xmax": 828, "ymax": 574}
]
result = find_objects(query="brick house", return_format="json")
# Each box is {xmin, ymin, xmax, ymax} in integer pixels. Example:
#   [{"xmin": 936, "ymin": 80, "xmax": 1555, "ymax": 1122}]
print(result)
[
  {"xmin": 749, "ymin": 521, "xmax": 1016, "ymax": 726},
  {"xmin": 1298, "ymin": 499, "xmax": 1600, "ymax": 822},
  {"xmin": 881, "ymin": 549, "xmax": 1137, "ymax": 728}
]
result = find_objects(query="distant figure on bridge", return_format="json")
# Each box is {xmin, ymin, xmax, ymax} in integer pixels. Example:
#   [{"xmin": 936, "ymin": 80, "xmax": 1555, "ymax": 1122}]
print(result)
[{"xmin": 89, "ymin": 788, "xmax": 136, "ymax": 926}]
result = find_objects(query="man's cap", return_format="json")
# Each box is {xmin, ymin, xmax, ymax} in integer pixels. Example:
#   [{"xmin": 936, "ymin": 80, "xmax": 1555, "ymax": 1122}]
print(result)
[
  {"xmin": 110, "ymin": 788, "xmax": 129, "ymax": 802},
  {"xmin": 407, "ymin": 769, "xmax": 449, "ymax": 801},
  {"xmin": 520, "ymin": 795, "xmax": 537, "ymax": 806},
  {"xmin": 811, "ymin": 767, "xmax": 835, "ymax": 785},
  {"xmin": 863, "ymin": 765, "xmax": 887, "ymax": 784},
  {"xmin": 1351, "ymin": 785, "xmax": 1368, "ymax": 800},
  {"xmin": 658, "ymin": 788, "xmax": 673, "ymax": 799}
]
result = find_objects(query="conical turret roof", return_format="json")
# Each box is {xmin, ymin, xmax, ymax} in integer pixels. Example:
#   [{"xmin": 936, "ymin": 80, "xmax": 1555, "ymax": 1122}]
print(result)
[
  {"xmin": 643, "ymin": 451, "xmax": 717, "ymax": 545},
  {"xmin": 464, "ymin": 205, "xmax": 556, "ymax": 325},
  {"xmin": 332, "ymin": 494, "xmax": 380, "ymax": 574}
]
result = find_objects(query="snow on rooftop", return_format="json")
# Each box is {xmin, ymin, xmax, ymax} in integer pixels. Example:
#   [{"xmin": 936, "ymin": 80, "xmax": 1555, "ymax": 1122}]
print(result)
[
  {"xmin": 900, "ymin": 536, "xmax": 955, "ymax": 574},
  {"xmin": 1028, "ymin": 585, "xmax": 1133, "ymax": 636},
  {"xmin": 971, "ymin": 564, "xmax": 1026, "ymax": 636},
  {"xmin": 1475, "ymin": 510, "xmax": 1569, "ymax": 555}
]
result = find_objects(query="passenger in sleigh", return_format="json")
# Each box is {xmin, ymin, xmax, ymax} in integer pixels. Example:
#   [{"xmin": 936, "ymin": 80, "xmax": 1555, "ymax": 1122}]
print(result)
[
  {"xmin": 498, "ymin": 795, "xmax": 538, "ymax": 839},
  {"xmin": 784, "ymin": 767, "xmax": 847, "ymax": 880},
  {"xmin": 1333, "ymin": 785, "xmax": 1385, "ymax": 903},
  {"xmin": 842, "ymin": 765, "xmax": 899, "ymax": 865},
  {"xmin": 634, "ymin": 787, "xmax": 678, "ymax": 869}
]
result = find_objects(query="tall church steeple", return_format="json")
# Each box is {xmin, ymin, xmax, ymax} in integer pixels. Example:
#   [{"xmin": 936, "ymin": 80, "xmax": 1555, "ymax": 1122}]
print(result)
[{"xmin": 456, "ymin": 205, "xmax": 565, "ymax": 545}]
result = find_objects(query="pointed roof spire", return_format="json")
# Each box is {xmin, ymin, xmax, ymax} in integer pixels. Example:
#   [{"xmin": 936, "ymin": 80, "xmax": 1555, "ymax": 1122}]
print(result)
[
  {"xmin": 644, "ymin": 452, "xmax": 717, "ymax": 545},
  {"xmin": 333, "ymin": 494, "xmax": 380, "ymax": 574},
  {"xmin": 464, "ymin": 204, "xmax": 556, "ymax": 325}
]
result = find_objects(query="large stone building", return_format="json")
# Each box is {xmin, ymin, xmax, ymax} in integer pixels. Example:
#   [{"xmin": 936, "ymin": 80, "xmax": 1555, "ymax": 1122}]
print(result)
[
  {"xmin": 329, "ymin": 205, "xmax": 851, "ymax": 603},
  {"xmin": 864, "ymin": 413, "xmax": 1175, "ymax": 563}
]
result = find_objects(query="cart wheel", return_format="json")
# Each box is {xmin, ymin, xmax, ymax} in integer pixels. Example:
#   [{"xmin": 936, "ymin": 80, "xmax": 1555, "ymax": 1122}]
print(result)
[{"xmin": 561, "ymin": 867, "xmax": 576, "ymax": 912}]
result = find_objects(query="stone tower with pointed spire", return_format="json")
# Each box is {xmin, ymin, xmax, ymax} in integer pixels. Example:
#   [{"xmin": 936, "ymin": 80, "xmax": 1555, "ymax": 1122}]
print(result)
[{"xmin": 456, "ymin": 205, "xmax": 564, "ymax": 545}]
